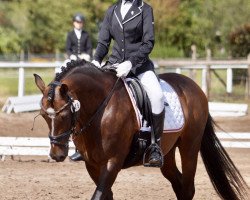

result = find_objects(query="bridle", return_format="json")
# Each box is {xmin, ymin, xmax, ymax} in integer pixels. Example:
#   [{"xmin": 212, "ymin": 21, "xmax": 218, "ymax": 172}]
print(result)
[
  {"xmin": 40, "ymin": 90, "xmax": 77, "ymax": 148},
  {"xmin": 41, "ymin": 78, "xmax": 120, "ymax": 148}
]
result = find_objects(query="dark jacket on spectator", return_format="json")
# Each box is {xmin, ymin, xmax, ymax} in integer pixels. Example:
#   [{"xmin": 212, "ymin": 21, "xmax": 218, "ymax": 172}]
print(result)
[{"xmin": 66, "ymin": 30, "xmax": 92, "ymax": 58}]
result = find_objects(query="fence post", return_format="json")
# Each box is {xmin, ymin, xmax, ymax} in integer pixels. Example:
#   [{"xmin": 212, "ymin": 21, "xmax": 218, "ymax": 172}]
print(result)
[
  {"xmin": 202, "ymin": 49, "xmax": 211, "ymax": 98},
  {"xmin": 18, "ymin": 50, "xmax": 25, "ymax": 97},
  {"xmin": 190, "ymin": 45, "xmax": 197, "ymax": 80},
  {"xmin": 202, "ymin": 68, "xmax": 207, "ymax": 94},
  {"xmin": 226, "ymin": 67, "xmax": 233, "ymax": 93},
  {"xmin": 55, "ymin": 49, "xmax": 61, "ymax": 74},
  {"xmin": 176, "ymin": 68, "xmax": 181, "ymax": 74},
  {"xmin": 246, "ymin": 54, "xmax": 250, "ymax": 99}
]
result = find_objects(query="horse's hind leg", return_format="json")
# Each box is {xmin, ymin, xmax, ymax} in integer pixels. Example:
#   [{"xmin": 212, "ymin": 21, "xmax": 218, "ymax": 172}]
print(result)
[
  {"xmin": 178, "ymin": 134, "xmax": 202, "ymax": 200},
  {"xmin": 161, "ymin": 145, "xmax": 183, "ymax": 199}
]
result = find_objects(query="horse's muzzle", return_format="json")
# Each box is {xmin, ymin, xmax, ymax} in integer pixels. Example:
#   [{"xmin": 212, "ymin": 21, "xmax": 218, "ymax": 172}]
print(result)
[
  {"xmin": 49, "ymin": 147, "xmax": 68, "ymax": 162},
  {"xmin": 50, "ymin": 153, "xmax": 67, "ymax": 162}
]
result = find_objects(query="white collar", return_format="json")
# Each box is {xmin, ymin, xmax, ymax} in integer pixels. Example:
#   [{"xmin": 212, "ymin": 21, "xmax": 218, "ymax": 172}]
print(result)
[
  {"xmin": 74, "ymin": 28, "xmax": 82, "ymax": 39},
  {"xmin": 74, "ymin": 28, "xmax": 82, "ymax": 33}
]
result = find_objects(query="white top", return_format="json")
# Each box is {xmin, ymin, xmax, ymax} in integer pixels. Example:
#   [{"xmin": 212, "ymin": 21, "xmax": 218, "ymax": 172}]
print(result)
[
  {"xmin": 121, "ymin": 0, "xmax": 135, "ymax": 19},
  {"xmin": 74, "ymin": 28, "xmax": 82, "ymax": 40}
]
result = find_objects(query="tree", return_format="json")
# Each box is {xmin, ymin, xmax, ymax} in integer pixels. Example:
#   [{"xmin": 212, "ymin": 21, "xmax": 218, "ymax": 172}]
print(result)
[
  {"xmin": 0, "ymin": 2, "xmax": 22, "ymax": 55},
  {"xmin": 0, "ymin": 0, "xmax": 249, "ymax": 58},
  {"xmin": 229, "ymin": 24, "xmax": 250, "ymax": 58},
  {"xmin": 201, "ymin": 0, "xmax": 250, "ymax": 57}
]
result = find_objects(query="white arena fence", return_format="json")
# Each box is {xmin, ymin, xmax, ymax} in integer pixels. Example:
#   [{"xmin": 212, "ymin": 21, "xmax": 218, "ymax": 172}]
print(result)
[
  {"xmin": 0, "ymin": 60, "xmax": 249, "ymax": 115},
  {"xmin": 1, "ymin": 59, "xmax": 250, "ymax": 97},
  {"xmin": 0, "ymin": 137, "xmax": 75, "ymax": 158},
  {"xmin": 0, "ymin": 132, "xmax": 249, "ymax": 158}
]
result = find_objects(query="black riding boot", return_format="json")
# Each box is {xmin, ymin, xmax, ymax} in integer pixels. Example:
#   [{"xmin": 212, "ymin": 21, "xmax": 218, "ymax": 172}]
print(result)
[
  {"xmin": 148, "ymin": 109, "xmax": 165, "ymax": 167},
  {"xmin": 69, "ymin": 149, "xmax": 84, "ymax": 161}
]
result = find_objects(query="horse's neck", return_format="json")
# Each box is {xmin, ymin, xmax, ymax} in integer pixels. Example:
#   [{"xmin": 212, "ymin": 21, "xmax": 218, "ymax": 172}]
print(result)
[{"xmin": 65, "ymin": 71, "xmax": 116, "ymax": 115}]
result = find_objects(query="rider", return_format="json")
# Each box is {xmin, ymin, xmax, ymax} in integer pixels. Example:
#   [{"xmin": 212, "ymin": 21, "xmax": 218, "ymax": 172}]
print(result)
[
  {"xmin": 92, "ymin": 0, "xmax": 165, "ymax": 167},
  {"xmin": 66, "ymin": 13, "xmax": 92, "ymax": 61}
]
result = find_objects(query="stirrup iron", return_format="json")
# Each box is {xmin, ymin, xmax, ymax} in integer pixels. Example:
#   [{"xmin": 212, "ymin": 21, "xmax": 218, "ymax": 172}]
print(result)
[{"xmin": 143, "ymin": 143, "xmax": 164, "ymax": 168}]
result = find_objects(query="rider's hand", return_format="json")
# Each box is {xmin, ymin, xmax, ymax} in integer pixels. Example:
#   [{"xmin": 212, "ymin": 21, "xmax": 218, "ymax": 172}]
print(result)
[
  {"xmin": 70, "ymin": 54, "xmax": 77, "ymax": 61},
  {"xmin": 78, "ymin": 53, "xmax": 90, "ymax": 61},
  {"xmin": 115, "ymin": 61, "xmax": 132, "ymax": 77},
  {"xmin": 91, "ymin": 60, "xmax": 101, "ymax": 68}
]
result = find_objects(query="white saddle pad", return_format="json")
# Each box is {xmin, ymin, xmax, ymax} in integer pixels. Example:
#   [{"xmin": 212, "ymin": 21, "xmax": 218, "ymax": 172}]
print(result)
[
  {"xmin": 124, "ymin": 79, "xmax": 185, "ymax": 132},
  {"xmin": 160, "ymin": 79, "xmax": 185, "ymax": 132}
]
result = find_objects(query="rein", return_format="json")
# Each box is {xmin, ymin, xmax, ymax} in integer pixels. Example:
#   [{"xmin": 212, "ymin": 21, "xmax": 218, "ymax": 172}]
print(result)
[
  {"xmin": 77, "ymin": 77, "xmax": 120, "ymax": 134},
  {"xmin": 41, "ymin": 77, "xmax": 120, "ymax": 147}
]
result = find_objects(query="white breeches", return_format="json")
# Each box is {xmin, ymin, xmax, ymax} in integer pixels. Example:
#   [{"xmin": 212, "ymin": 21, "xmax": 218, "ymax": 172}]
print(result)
[{"xmin": 137, "ymin": 71, "xmax": 164, "ymax": 114}]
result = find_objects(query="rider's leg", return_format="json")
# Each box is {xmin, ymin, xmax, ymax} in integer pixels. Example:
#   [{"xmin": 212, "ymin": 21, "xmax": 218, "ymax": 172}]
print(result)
[{"xmin": 138, "ymin": 70, "xmax": 165, "ymax": 166}]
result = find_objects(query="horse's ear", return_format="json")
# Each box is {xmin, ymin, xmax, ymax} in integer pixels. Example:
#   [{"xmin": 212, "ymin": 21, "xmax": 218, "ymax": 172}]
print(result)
[
  {"xmin": 34, "ymin": 74, "xmax": 45, "ymax": 94},
  {"xmin": 60, "ymin": 84, "xmax": 68, "ymax": 96}
]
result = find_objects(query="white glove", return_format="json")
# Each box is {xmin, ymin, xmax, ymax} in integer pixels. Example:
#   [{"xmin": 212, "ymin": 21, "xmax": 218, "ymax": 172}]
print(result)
[
  {"xmin": 91, "ymin": 60, "xmax": 101, "ymax": 68},
  {"xmin": 78, "ymin": 53, "xmax": 90, "ymax": 61},
  {"xmin": 69, "ymin": 54, "xmax": 77, "ymax": 61},
  {"xmin": 115, "ymin": 61, "xmax": 132, "ymax": 77}
]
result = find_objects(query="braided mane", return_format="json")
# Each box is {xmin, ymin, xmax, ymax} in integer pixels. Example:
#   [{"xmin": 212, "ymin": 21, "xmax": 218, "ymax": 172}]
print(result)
[
  {"xmin": 56, "ymin": 59, "xmax": 89, "ymax": 82},
  {"xmin": 47, "ymin": 59, "xmax": 90, "ymax": 102}
]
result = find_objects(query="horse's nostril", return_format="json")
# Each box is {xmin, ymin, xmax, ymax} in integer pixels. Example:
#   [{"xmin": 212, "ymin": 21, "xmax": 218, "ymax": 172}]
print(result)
[{"xmin": 59, "ymin": 155, "xmax": 66, "ymax": 161}]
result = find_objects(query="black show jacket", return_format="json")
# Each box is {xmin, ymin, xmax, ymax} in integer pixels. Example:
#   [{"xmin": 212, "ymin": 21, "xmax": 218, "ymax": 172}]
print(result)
[
  {"xmin": 94, "ymin": 0, "xmax": 155, "ymax": 76},
  {"xmin": 66, "ymin": 30, "xmax": 92, "ymax": 58}
]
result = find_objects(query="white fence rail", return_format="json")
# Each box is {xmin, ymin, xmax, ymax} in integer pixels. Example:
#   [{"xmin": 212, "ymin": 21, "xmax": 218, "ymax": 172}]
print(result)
[
  {"xmin": 0, "ymin": 132, "xmax": 249, "ymax": 157},
  {"xmin": 156, "ymin": 59, "xmax": 250, "ymax": 95},
  {"xmin": 0, "ymin": 60, "xmax": 249, "ymax": 114},
  {"xmin": 0, "ymin": 61, "xmax": 63, "ymax": 97},
  {"xmin": 0, "ymin": 137, "xmax": 75, "ymax": 157},
  {"xmin": 1, "ymin": 59, "xmax": 250, "ymax": 97}
]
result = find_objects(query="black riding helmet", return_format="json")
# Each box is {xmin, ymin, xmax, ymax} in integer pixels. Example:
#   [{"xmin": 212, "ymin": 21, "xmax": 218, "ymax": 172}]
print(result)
[{"xmin": 73, "ymin": 13, "xmax": 85, "ymax": 22}]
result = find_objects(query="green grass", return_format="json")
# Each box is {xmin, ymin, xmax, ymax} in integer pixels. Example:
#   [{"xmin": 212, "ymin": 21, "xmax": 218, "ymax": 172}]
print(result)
[
  {"xmin": 151, "ymin": 44, "xmax": 184, "ymax": 58},
  {"xmin": 0, "ymin": 68, "xmax": 55, "ymax": 97},
  {"xmin": 0, "ymin": 68, "xmax": 249, "ymax": 106}
]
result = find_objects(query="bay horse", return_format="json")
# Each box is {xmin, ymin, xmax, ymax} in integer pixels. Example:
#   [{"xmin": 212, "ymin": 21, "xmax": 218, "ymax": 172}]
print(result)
[{"xmin": 34, "ymin": 59, "xmax": 248, "ymax": 200}]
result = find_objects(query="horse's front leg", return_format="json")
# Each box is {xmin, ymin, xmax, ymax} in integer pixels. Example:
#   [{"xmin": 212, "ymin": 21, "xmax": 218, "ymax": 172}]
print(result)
[{"xmin": 89, "ymin": 160, "xmax": 121, "ymax": 200}]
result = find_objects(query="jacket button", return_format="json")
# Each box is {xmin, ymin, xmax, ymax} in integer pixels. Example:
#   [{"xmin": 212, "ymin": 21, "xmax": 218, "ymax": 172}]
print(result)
[{"xmin": 122, "ymin": 49, "xmax": 124, "ymax": 52}]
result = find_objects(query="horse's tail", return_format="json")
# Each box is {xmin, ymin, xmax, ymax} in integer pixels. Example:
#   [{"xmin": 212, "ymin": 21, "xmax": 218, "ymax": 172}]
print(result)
[{"xmin": 200, "ymin": 114, "xmax": 249, "ymax": 200}]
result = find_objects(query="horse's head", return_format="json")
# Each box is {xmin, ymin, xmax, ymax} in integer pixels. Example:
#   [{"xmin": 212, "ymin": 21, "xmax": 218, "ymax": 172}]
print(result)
[{"xmin": 34, "ymin": 73, "xmax": 79, "ymax": 162}]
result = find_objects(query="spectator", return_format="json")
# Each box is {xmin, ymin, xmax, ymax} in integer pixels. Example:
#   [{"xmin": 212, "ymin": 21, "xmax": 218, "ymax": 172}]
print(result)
[{"xmin": 66, "ymin": 13, "xmax": 92, "ymax": 61}]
